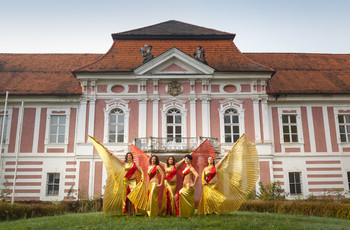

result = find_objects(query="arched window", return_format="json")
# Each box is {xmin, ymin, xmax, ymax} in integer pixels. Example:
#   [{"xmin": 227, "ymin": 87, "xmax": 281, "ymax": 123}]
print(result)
[
  {"xmin": 167, "ymin": 108, "xmax": 182, "ymax": 142},
  {"xmin": 109, "ymin": 108, "xmax": 125, "ymax": 143},
  {"xmin": 224, "ymin": 108, "xmax": 240, "ymax": 143}
]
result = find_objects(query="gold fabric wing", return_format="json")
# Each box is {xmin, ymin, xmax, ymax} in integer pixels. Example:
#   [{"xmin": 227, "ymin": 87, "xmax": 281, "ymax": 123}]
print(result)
[
  {"xmin": 89, "ymin": 136, "xmax": 125, "ymax": 214},
  {"xmin": 197, "ymin": 170, "xmax": 226, "ymax": 215},
  {"xmin": 127, "ymin": 172, "xmax": 148, "ymax": 211},
  {"xmin": 216, "ymin": 134, "xmax": 259, "ymax": 214}
]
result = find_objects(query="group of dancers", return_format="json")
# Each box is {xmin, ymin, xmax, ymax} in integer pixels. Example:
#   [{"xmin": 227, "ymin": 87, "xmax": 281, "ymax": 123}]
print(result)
[{"xmin": 89, "ymin": 134, "xmax": 259, "ymax": 218}]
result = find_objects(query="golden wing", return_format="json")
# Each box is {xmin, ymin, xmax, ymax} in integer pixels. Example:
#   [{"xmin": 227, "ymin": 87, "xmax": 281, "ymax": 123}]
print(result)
[
  {"xmin": 89, "ymin": 136, "xmax": 125, "ymax": 214},
  {"xmin": 127, "ymin": 144, "xmax": 149, "ymax": 211},
  {"xmin": 216, "ymin": 134, "xmax": 259, "ymax": 214}
]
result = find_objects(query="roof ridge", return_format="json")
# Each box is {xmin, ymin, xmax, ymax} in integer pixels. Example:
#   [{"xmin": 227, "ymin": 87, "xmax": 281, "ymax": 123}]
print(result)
[{"xmin": 111, "ymin": 20, "xmax": 235, "ymax": 40}]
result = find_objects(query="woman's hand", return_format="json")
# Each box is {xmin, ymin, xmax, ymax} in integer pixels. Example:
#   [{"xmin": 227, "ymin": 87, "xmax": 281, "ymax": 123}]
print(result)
[{"xmin": 189, "ymin": 183, "xmax": 195, "ymax": 188}]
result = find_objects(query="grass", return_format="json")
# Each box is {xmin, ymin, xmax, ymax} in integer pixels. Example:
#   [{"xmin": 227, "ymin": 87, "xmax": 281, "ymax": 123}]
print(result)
[{"xmin": 0, "ymin": 211, "xmax": 349, "ymax": 230}]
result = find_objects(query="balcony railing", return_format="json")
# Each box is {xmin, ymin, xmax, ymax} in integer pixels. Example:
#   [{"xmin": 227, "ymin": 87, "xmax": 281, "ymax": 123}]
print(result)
[{"xmin": 134, "ymin": 137, "xmax": 219, "ymax": 153}]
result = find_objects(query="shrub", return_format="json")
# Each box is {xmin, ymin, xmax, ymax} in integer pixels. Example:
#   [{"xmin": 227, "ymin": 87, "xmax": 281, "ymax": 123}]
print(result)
[
  {"xmin": 0, "ymin": 197, "xmax": 103, "ymax": 221},
  {"xmin": 239, "ymin": 200, "xmax": 350, "ymax": 220},
  {"xmin": 256, "ymin": 181, "xmax": 287, "ymax": 201}
]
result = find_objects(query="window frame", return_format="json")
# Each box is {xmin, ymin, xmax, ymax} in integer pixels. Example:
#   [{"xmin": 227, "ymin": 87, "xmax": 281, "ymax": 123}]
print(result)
[
  {"xmin": 45, "ymin": 109, "xmax": 70, "ymax": 147},
  {"xmin": 278, "ymin": 108, "xmax": 304, "ymax": 151},
  {"xmin": 161, "ymin": 100, "xmax": 187, "ymax": 145},
  {"xmin": 108, "ymin": 108, "xmax": 125, "ymax": 143},
  {"xmin": 219, "ymin": 99, "xmax": 245, "ymax": 144},
  {"xmin": 0, "ymin": 109, "xmax": 12, "ymax": 145},
  {"xmin": 223, "ymin": 108, "xmax": 240, "ymax": 143},
  {"xmin": 337, "ymin": 114, "xmax": 350, "ymax": 143},
  {"xmin": 46, "ymin": 172, "xmax": 60, "ymax": 196},
  {"xmin": 166, "ymin": 108, "xmax": 182, "ymax": 143},
  {"xmin": 103, "ymin": 101, "xmax": 130, "ymax": 144},
  {"xmin": 288, "ymin": 171, "xmax": 303, "ymax": 195},
  {"xmin": 334, "ymin": 108, "xmax": 350, "ymax": 148}
]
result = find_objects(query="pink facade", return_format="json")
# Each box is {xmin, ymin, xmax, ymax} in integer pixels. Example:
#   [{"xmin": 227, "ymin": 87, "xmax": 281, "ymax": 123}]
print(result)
[{"xmin": 1, "ymin": 21, "xmax": 350, "ymax": 203}]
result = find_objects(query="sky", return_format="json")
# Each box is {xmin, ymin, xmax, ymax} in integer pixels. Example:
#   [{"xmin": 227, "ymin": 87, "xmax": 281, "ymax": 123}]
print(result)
[{"xmin": 1, "ymin": 0, "xmax": 350, "ymax": 54}]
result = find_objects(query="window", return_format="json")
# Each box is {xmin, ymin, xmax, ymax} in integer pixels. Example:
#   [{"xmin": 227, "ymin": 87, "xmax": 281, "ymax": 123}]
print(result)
[
  {"xmin": 224, "ymin": 108, "xmax": 240, "ymax": 143},
  {"xmin": 167, "ymin": 109, "xmax": 181, "ymax": 142},
  {"xmin": 0, "ymin": 115, "xmax": 8, "ymax": 143},
  {"xmin": 282, "ymin": 115, "xmax": 298, "ymax": 143},
  {"xmin": 49, "ymin": 115, "xmax": 66, "ymax": 143},
  {"xmin": 109, "ymin": 108, "xmax": 124, "ymax": 143},
  {"xmin": 338, "ymin": 115, "xmax": 350, "ymax": 142},
  {"xmin": 289, "ymin": 172, "xmax": 302, "ymax": 195},
  {"xmin": 46, "ymin": 173, "xmax": 60, "ymax": 196}
]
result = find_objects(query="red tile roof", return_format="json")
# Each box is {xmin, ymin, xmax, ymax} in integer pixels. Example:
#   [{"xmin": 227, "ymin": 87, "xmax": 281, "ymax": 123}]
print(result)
[
  {"xmin": 74, "ymin": 40, "xmax": 273, "ymax": 73},
  {"xmin": 244, "ymin": 53, "xmax": 350, "ymax": 94},
  {"xmin": 0, "ymin": 54, "xmax": 101, "ymax": 95}
]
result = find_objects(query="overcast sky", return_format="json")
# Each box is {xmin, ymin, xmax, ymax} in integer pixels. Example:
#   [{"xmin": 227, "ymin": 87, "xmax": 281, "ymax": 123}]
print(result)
[{"xmin": 1, "ymin": 0, "xmax": 349, "ymax": 54}]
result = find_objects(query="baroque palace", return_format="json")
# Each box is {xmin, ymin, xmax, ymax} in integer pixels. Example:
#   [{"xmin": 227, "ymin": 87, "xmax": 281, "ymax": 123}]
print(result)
[{"xmin": 0, "ymin": 21, "xmax": 350, "ymax": 201}]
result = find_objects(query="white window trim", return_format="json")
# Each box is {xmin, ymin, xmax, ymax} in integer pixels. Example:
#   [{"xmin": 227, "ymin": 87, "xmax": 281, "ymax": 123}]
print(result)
[
  {"xmin": 278, "ymin": 107, "xmax": 304, "ymax": 152},
  {"xmin": 45, "ymin": 108, "xmax": 70, "ymax": 150},
  {"xmin": 334, "ymin": 107, "xmax": 350, "ymax": 148},
  {"xmin": 42, "ymin": 171, "xmax": 64, "ymax": 201},
  {"xmin": 103, "ymin": 99, "xmax": 130, "ymax": 144},
  {"xmin": 161, "ymin": 99, "xmax": 187, "ymax": 141},
  {"xmin": 0, "ymin": 107, "xmax": 13, "ymax": 146},
  {"xmin": 287, "ymin": 171, "xmax": 304, "ymax": 197},
  {"xmin": 219, "ymin": 99, "xmax": 245, "ymax": 144}
]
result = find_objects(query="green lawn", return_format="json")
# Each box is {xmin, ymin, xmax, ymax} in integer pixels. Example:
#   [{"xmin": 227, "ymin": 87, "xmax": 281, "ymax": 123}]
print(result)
[{"xmin": 0, "ymin": 211, "xmax": 349, "ymax": 230}]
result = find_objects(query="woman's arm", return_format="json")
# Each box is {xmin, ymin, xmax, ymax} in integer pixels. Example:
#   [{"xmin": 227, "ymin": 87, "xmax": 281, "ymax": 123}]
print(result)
[
  {"xmin": 109, "ymin": 151, "xmax": 124, "ymax": 165},
  {"xmin": 190, "ymin": 167, "xmax": 199, "ymax": 188},
  {"xmin": 215, "ymin": 153, "xmax": 228, "ymax": 169},
  {"xmin": 175, "ymin": 158, "xmax": 185, "ymax": 168},
  {"xmin": 159, "ymin": 161, "xmax": 167, "ymax": 168},
  {"xmin": 157, "ymin": 165, "xmax": 164, "ymax": 187}
]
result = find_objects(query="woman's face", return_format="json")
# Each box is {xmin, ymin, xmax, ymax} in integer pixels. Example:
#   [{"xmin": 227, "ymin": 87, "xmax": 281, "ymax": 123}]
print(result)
[
  {"xmin": 184, "ymin": 157, "xmax": 191, "ymax": 164},
  {"xmin": 208, "ymin": 157, "xmax": 214, "ymax": 165},
  {"xmin": 168, "ymin": 157, "xmax": 174, "ymax": 165},
  {"xmin": 151, "ymin": 156, "xmax": 157, "ymax": 164},
  {"xmin": 127, "ymin": 154, "xmax": 133, "ymax": 162}
]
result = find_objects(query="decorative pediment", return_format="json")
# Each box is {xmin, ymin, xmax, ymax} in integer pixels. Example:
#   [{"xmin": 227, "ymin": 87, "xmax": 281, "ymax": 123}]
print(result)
[{"xmin": 134, "ymin": 48, "xmax": 214, "ymax": 75}]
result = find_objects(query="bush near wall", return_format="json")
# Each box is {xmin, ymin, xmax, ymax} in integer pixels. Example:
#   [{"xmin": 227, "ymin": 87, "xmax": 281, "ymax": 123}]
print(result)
[
  {"xmin": 239, "ymin": 200, "xmax": 350, "ymax": 220},
  {"xmin": 1, "ymin": 199, "xmax": 350, "ymax": 221},
  {"xmin": 0, "ymin": 198, "xmax": 102, "ymax": 221}
]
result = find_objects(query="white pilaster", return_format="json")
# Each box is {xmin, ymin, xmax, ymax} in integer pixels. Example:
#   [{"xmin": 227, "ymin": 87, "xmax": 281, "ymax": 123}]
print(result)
[
  {"xmin": 190, "ymin": 98, "xmax": 197, "ymax": 138},
  {"xmin": 88, "ymin": 99, "xmax": 95, "ymax": 137},
  {"xmin": 253, "ymin": 98, "xmax": 262, "ymax": 143},
  {"xmin": 152, "ymin": 98, "xmax": 159, "ymax": 137},
  {"xmin": 32, "ymin": 107, "xmax": 41, "ymax": 153},
  {"xmin": 138, "ymin": 98, "xmax": 147, "ymax": 138},
  {"xmin": 261, "ymin": 98, "xmax": 271, "ymax": 142},
  {"xmin": 322, "ymin": 106, "xmax": 332, "ymax": 153},
  {"xmin": 202, "ymin": 97, "xmax": 211, "ymax": 137},
  {"xmin": 77, "ymin": 100, "xmax": 87, "ymax": 143}
]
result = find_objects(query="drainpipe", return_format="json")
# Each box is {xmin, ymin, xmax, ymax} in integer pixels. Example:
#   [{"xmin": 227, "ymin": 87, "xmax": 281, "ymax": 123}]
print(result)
[{"xmin": 11, "ymin": 100, "xmax": 24, "ymax": 204}]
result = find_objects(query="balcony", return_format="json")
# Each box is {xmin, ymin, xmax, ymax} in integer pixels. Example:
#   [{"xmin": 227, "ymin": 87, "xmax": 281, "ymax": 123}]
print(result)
[{"xmin": 134, "ymin": 137, "xmax": 220, "ymax": 154}]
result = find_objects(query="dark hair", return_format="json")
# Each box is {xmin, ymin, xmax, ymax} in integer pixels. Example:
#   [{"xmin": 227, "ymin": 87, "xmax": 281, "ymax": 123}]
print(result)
[
  {"xmin": 149, "ymin": 155, "xmax": 160, "ymax": 165},
  {"xmin": 125, "ymin": 152, "xmax": 133, "ymax": 162},
  {"xmin": 208, "ymin": 156, "xmax": 215, "ymax": 166},
  {"xmin": 184, "ymin": 154, "xmax": 193, "ymax": 162},
  {"xmin": 166, "ymin": 156, "xmax": 176, "ymax": 167}
]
